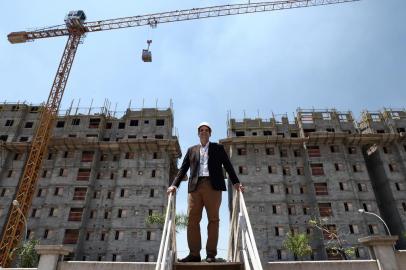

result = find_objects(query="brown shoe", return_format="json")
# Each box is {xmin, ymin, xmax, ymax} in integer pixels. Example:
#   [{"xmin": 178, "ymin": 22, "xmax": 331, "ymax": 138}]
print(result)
[
  {"xmin": 205, "ymin": 256, "xmax": 216, "ymax": 263},
  {"xmin": 178, "ymin": 254, "xmax": 201, "ymax": 262}
]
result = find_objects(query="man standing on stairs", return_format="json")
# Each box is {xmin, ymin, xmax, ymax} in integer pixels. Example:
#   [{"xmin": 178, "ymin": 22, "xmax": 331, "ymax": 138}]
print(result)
[{"xmin": 167, "ymin": 122, "xmax": 244, "ymax": 263}]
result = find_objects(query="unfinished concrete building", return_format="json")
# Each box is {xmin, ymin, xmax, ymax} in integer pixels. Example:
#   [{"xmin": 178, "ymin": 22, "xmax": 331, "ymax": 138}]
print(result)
[
  {"xmin": 0, "ymin": 102, "xmax": 181, "ymax": 262},
  {"xmin": 221, "ymin": 108, "xmax": 406, "ymax": 262},
  {"xmin": 359, "ymin": 109, "xmax": 406, "ymax": 248}
]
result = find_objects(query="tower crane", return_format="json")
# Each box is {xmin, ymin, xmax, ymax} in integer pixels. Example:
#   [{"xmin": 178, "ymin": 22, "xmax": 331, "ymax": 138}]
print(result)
[{"xmin": 1, "ymin": 0, "xmax": 360, "ymax": 266}]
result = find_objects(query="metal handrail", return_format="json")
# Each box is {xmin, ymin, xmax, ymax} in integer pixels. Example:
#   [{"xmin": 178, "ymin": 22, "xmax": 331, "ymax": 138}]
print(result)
[
  {"xmin": 155, "ymin": 192, "xmax": 177, "ymax": 270},
  {"xmin": 228, "ymin": 190, "xmax": 263, "ymax": 270}
]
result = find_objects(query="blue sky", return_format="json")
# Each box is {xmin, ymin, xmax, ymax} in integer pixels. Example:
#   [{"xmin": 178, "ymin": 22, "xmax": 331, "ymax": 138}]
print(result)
[{"xmin": 1, "ymin": 0, "xmax": 405, "ymax": 260}]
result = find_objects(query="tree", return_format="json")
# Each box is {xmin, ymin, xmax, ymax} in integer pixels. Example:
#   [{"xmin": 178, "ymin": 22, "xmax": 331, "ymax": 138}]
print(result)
[
  {"xmin": 309, "ymin": 218, "xmax": 355, "ymax": 260},
  {"xmin": 11, "ymin": 239, "xmax": 40, "ymax": 268},
  {"xmin": 283, "ymin": 232, "xmax": 312, "ymax": 260},
  {"xmin": 146, "ymin": 212, "xmax": 188, "ymax": 232}
]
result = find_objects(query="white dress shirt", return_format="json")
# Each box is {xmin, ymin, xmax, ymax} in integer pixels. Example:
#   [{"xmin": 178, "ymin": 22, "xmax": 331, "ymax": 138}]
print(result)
[{"xmin": 198, "ymin": 142, "xmax": 210, "ymax": 177}]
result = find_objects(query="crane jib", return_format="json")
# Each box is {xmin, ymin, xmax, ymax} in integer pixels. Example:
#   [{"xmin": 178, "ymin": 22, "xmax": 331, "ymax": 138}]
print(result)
[{"xmin": 7, "ymin": 0, "xmax": 359, "ymax": 44}]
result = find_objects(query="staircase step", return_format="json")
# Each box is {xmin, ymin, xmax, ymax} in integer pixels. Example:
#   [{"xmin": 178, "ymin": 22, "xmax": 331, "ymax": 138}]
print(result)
[{"xmin": 174, "ymin": 262, "xmax": 242, "ymax": 270}]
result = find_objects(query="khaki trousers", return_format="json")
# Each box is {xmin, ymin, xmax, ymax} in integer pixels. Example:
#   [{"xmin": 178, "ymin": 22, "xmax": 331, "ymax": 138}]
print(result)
[{"xmin": 187, "ymin": 178, "xmax": 222, "ymax": 257}]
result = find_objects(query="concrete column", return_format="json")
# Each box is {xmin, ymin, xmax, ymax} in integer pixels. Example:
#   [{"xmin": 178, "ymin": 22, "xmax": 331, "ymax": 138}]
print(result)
[
  {"xmin": 35, "ymin": 245, "xmax": 73, "ymax": 270},
  {"xmin": 359, "ymin": 235, "xmax": 399, "ymax": 270}
]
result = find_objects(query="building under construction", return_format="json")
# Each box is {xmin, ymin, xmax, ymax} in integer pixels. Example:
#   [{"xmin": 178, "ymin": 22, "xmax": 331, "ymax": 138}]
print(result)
[
  {"xmin": 1, "ymin": 103, "xmax": 406, "ymax": 263},
  {"xmin": 1, "ymin": 0, "xmax": 370, "ymax": 266},
  {"xmin": 221, "ymin": 108, "xmax": 406, "ymax": 262},
  {"xmin": 0, "ymin": 102, "xmax": 181, "ymax": 262}
]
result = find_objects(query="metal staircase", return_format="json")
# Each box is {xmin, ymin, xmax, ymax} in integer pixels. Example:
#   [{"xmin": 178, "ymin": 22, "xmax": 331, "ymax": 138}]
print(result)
[
  {"xmin": 155, "ymin": 190, "xmax": 261, "ymax": 270},
  {"xmin": 173, "ymin": 262, "xmax": 243, "ymax": 270}
]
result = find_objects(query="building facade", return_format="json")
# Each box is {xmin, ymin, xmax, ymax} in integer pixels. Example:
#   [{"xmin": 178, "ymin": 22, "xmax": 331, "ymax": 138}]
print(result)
[
  {"xmin": 0, "ymin": 103, "xmax": 181, "ymax": 262},
  {"xmin": 359, "ymin": 109, "xmax": 406, "ymax": 247},
  {"xmin": 221, "ymin": 108, "xmax": 406, "ymax": 262},
  {"xmin": 1, "ymin": 103, "xmax": 406, "ymax": 263}
]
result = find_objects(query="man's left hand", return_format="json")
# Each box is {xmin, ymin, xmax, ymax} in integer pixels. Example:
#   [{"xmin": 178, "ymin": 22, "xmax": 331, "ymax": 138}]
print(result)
[{"xmin": 233, "ymin": 183, "xmax": 245, "ymax": 193}]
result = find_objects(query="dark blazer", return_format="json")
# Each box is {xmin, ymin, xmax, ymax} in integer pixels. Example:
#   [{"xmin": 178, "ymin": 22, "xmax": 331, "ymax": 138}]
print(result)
[{"xmin": 171, "ymin": 142, "xmax": 240, "ymax": 193}]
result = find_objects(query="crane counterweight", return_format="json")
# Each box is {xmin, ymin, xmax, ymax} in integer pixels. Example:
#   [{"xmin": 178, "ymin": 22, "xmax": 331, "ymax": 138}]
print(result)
[{"xmin": 7, "ymin": 32, "xmax": 29, "ymax": 44}]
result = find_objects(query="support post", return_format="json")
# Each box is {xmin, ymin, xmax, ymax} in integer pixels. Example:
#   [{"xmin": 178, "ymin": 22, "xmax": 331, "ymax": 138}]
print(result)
[
  {"xmin": 35, "ymin": 245, "xmax": 73, "ymax": 270},
  {"xmin": 359, "ymin": 235, "xmax": 399, "ymax": 270}
]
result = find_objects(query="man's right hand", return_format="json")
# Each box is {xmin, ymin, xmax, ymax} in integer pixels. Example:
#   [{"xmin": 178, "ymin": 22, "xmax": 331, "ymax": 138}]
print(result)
[{"xmin": 167, "ymin": 186, "xmax": 177, "ymax": 195}]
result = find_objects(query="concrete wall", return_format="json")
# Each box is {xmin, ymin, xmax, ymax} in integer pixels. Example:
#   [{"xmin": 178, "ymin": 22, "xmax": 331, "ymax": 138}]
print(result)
[
  {"xmin": 0, "ymin": 104, "xmax": 181, "ymax": 263},
  {"xmin": 363, "ymin": 147, "xmax": 406, "ymax": 248},
  {"xmin": 223, "ymin": 108, "xmax": 406, "ymax": 262},
  {"xmin": 265, "ymin": 260, "xmax": 379, "ymax": 270},
  {"xmin": 396, "ymin": 251, "xmax": 406, "ymax": 270},
  {"xmin": 222, "ymin": 110, "xmax": 382, "ymax": 261},
  {"xmin": 360, "ymin": 110, "xmax": 406, "ymax": 249},
  {"xmin": 5, "ymin": 269, "xmax": 37, "ymax": 270},
  {"xmin": 58, "ymin": 261, "xmax": 155, "ymax": 270}
]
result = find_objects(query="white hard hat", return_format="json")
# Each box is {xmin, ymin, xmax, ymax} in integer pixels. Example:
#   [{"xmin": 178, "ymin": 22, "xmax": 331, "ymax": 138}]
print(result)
[{"xmin": 197, "ymin": 122, "xmax": 212, "ymax": 132}]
